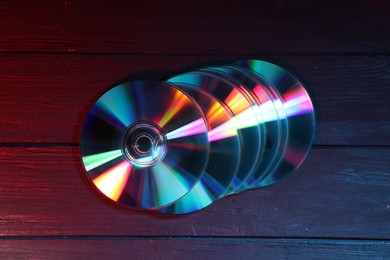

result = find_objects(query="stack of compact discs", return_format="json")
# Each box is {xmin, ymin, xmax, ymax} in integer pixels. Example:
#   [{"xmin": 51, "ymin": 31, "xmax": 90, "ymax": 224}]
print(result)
[{"xmin": 80, "ymin": 60, "xmax": 315, "ymax": 214}]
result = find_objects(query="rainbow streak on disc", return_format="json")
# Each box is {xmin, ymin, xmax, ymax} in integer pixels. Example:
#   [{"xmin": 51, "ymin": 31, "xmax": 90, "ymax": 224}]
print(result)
[
  {"xmin": 157, "ymin": 85, "xmax": 241, "ymax": 214},
  {"xmin": 201, "ymin": 66, "xmax": 287, "ymax": 191},
  {"xmin": 80, "ymin": 80, "xmax": 210, "ymax": 209},
  {"xmin": 168, "ymin": 71, "xmax": 263, "ymax": 193},
  {"xmin": 233, "ymin": 60, "xmax": 315, "ymax": 187}
]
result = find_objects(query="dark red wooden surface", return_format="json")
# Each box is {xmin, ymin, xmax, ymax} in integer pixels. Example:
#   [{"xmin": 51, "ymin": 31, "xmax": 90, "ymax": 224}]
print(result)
[
  {"xmin": 0, "ymin": 239, "xmax": 389, "ymax": 259},
  {"xmin": 0, "ymin": 0, "xmax": 389, "ymax": 258},
  {"xmin": 0, "ymin": 55, "xmax": 389, "ymax": 145},
  {"xmin": 0, "ymin": 1, "xmax": 389, "ymax": 54},
  {"xmin": 0, "ymin": 147, "xmax": 389, "ymax": 238}
]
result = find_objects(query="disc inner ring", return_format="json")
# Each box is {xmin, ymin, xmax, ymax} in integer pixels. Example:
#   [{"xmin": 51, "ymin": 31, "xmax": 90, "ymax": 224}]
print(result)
[
  {"xmin": 135, "ymin": 135, "xmax": 153, "ymax": 154},
  {"xmin": 122, "ymin": 121, "xmax": 168, "ymax": 168}
]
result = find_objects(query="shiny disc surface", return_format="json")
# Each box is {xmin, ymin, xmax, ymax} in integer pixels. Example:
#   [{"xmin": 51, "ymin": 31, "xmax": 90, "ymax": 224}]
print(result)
[
  {"xmin": 157, "ymin": 85, "xmax": 241, "ymax": 214},
  {"xmin": 167, "ymin": 71, "xmax": 262, "ymax": 193},
  {"xmin": 201, "ymin": 65, "xmax": 286, "ymax": 190},
  {"xmin": 80, "ymin": 80, "xmax": 210, "ymax": 209},
  {"xmin": 234, "ymin": 60, "xmax": 315, "ymax": 187}
]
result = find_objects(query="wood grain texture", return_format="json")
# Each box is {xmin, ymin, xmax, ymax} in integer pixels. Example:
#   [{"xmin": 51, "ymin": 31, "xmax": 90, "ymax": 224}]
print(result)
[
  {"xmin": 0, "ymin": 146, "xmax": 389, "ymax": 238},
  {"xmin": 0, "ymin": 1, "xmax": 389, "ymax": 54},
  {"xmin": 0, "ymin": 54, "xmax": 389, "ymax": 145},
  {"xmin": 1, "ymin": 0, "xmax": 390, "ymax": 257},
  {"xmin": 0, "ymin": 238, "xmax": 389, "ymax": 260}
]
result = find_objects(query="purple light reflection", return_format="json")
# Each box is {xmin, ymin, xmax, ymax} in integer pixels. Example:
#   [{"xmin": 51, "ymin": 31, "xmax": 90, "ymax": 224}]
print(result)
[{"xmin": 166, "ymin": 118, "xmax": 207, "ymax": 140}]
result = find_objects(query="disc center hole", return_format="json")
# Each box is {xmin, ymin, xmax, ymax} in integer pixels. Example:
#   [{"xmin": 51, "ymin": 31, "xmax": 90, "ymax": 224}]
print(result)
[
  {"xmin": 122, "ymin": 121, "xmax": 167, "ymax": 168},
  {"xmin": 135, "ymin": 134, "xmax": 153, "ymax": 154}
]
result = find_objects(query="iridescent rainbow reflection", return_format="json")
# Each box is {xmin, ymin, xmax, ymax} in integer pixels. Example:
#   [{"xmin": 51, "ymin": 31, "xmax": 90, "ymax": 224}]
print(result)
[
  {"xmin": 225, "ymin": 87, "xmax": 250, "ymax": 114},
  {"xmin": 164, "ymin": 71, "xmax": 312, "ymax": 144},
  {"xmin": 95, "ymin": 84, "xmax": 135, "ymax": 129},
  {"xmin": 82, "ymin": 149, "xmax": 122, "ymax": 171},
  {"xmin": 81, "ymin": 81, "xmax": 209, "ymax": 210},
  {"xmin": 158, "ymin": 83, "xmax": 241, "ymax": 214},
  {"xmin": 158, "ymin": 172, "xmax": 225, "ymax": 214},
  {"xmin": 208, "ymin": 88, "xmax": 257, "ymax": 142},
  {"xmin": 162, "ymin": 87, "xmax": 253, "ymax": 142},
  {"xmin": 251, "ymin": 85, "xmax": 313, "ymax": 123},
  {"xmin": 158, "ymin": 90, "xmax": 191, "ymax": 127},
  {"xmin": 150, "ymin": 162, "xmax": 192, "ymax": 207},
  {"xmin": 92, "ymin": 160, "xmax": 132, "ymax": 202},
  {"xmin": 235, "ymin": 60, "xmax": 314, "ymax": 119},
  {"xmin": 166, "ymin": 118, "xmax": 207, "ymax": 140},
  {"xmin": 206, "ymin": 98, "xmax": 239, "ymax": 142},
  {"xmin": 206, "ymin": 101, "xmax": 229, "ymax": 126},
  {"xmin": 282, "ymin": 83, "xmax": 313, "ymax": 117},
  {"xmin": 233, "ymin": 59, "xmax": 315, "ymax": 188},
  {"xmin": 207, "ymin": 83, "xmax": 313, "ymax": 142},
  {"xmin": 208, "ymin": 108, "xmax": 256, "ymax": 142}
]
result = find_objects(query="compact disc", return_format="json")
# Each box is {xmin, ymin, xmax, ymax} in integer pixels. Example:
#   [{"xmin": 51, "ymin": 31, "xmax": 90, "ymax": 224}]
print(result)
[
  {"xmin": 167, "ymin": 71, "xmax": 262, "ymax": 193},
  {"xmin": 201, "ymin": 65, "xmax": 286, "ymax": 191},
  {"xmin": 233, "ymin": 60, "xmax": 315, "ymax": 187},
  {"xmin": 157, "ymin": 85, "xmax": 241, "ymax": 214},
  {"xmin": 80, "ymin": 80, "xmax": 210, "ymax": 210}
]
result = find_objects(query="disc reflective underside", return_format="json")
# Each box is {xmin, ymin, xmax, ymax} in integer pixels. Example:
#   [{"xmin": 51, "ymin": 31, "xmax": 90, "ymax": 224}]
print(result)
[
  {"xmin": 233, "ymin": 60, "xmax": 315, "ymax": 187},
  {"xmin": 200, "ymin": 66, "xmax": 285, "ymax": 191},
  {"xmin": 157, "ymin": 85, "xmax": 241, "ymax": 214},
  {"xmin": 167, "ymin": 71, "xmax": 262, "ymax": 193},
  {"xmin": 80, "ymin": 80, "xmax": 210, "ymax": 210}
]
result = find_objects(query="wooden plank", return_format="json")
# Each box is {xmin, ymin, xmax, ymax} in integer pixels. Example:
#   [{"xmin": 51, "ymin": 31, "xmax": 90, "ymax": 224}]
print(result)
[
  {"xmin": 0, "ymin": 238, "xmax": 389, "ymax": 259},
  {"xmin": 0, "ymin": 1, "xmax": 389, "ymax": 54},
  {"xmin": 0, "ymin": 54, "xmax": 389, "ymax": 145},
  {"xmin": 0, "ymin": 146, "xmax": 389, "ymax": 238}
]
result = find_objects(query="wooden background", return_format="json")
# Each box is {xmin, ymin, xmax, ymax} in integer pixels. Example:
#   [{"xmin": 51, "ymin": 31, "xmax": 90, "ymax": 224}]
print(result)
[{"xmin": 0, "ymin": 0, "xmax": 389, "ymax": 259}]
